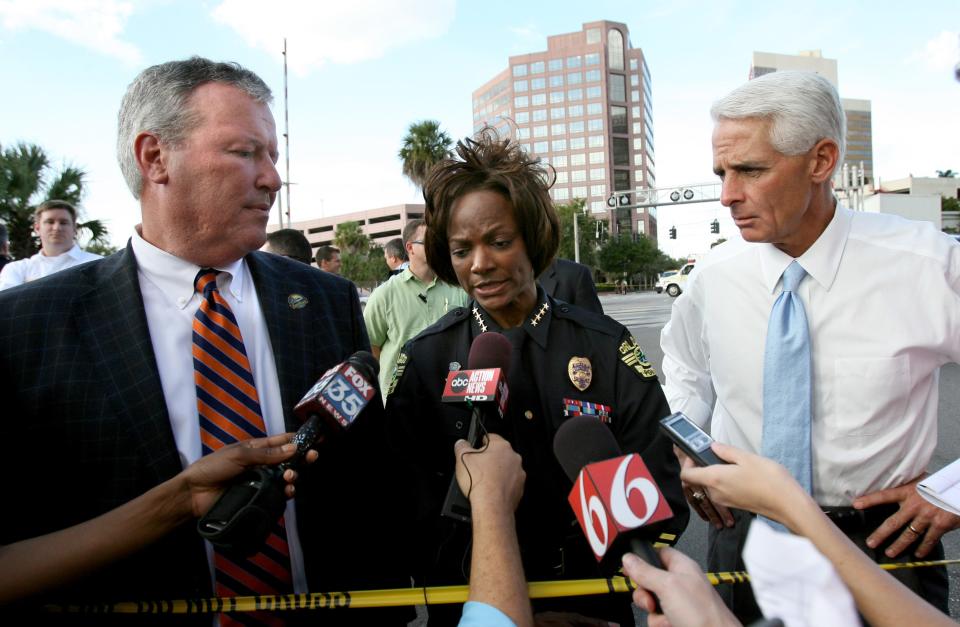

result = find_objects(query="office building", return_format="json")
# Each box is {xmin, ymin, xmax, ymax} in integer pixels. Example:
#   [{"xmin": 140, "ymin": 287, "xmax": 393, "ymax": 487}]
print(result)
[
  {"xmin": 472, "ymin": 20, "xmax": 658, "ymax": 241},
  {"xmin": 271, "ymin": 203, "xmax": 424, "ymax": 258},
  {"xmin": 750, "ymin": 50, "xmax": 874, "ymax": 183}
]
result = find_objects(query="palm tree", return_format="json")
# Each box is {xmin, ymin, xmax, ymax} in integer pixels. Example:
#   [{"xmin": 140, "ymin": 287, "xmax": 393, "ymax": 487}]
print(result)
[
  {"xmin": 398, "ymin": 120, "xmax": 453, "ymax": 190},
  {"xmin": 0, "ymin": 142, "xmax": 109, "ymax": 259},
  {"xmin": 936, "ymin": 169, "xmax": 957, "ymax": 178}
]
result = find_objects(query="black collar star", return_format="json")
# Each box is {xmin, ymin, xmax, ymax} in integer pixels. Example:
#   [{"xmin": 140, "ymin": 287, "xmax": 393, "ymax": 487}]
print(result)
[{"xmin": 468, "ymin": 285, "xmax": 552, "ymax": 349}]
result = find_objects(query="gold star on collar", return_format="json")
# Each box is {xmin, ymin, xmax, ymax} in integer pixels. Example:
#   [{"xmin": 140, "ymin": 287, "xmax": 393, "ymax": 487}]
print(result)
[
  {"xmin": 472, "ymin": 306, "xmax": 488, "ymax": 333},
  {"xmin": 530, "ymin": 301, "xmax": 550, "ymax": 327}
]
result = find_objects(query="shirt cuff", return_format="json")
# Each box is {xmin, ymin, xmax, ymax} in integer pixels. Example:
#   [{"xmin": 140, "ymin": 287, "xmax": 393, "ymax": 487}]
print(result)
[{"xmin": 458, "ymin": 601, "xmax": 517, "ymax": 627}]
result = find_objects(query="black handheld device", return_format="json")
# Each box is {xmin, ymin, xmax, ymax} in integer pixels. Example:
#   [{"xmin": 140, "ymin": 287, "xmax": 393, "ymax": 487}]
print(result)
[{"xmin": 659, "ymin": 412, "xmax": 726, "ymax": 466}]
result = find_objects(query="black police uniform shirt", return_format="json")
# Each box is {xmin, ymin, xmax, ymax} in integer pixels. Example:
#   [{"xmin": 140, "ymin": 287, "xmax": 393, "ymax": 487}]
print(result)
[{"xmin": 385, "ymin": 286, "xmax": 689, "ymax": 588}]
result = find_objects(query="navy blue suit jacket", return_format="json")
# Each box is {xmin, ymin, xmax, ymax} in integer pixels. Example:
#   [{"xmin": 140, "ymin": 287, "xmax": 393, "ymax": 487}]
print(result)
[{"xmin": 0, "ymin": 245, "xmax": 404, "ymax": 618}]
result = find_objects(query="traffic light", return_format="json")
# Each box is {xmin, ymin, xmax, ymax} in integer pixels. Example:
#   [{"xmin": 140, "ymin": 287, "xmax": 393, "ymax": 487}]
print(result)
[
  {"xmin": 710, "ymin": 219, "xmax": 720, "ymax": 234},
  {"xmin": 669, "ymin": 226, "xmax": 677, "ymax": 240}
]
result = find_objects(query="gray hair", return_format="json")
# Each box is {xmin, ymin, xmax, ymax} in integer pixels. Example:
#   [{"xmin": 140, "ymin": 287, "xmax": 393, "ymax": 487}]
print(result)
[
  {"xmin": 117, "ymin": 56, "xmax": 273, "ymax": 199},
  {"xmin": 711, "ymin": 71, "xmax": 845, "ymax": 174}
]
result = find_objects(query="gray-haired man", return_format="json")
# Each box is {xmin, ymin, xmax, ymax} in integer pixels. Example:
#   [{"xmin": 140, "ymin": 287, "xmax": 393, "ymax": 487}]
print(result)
[{"xmin": 661, "ymin": 70, "xmax": 960, "ymax": 621}]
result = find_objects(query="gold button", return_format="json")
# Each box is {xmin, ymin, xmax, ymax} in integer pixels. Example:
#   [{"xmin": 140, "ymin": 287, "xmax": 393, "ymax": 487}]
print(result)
[{"xmin": 524, "ymin": 410, "xmax": 534, "ymax": 420}]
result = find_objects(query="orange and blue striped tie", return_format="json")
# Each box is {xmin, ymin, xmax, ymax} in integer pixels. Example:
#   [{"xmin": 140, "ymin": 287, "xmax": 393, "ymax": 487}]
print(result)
[{"xmin": 193, "ymin": 269, "xmax": 291, "ymax": 626}]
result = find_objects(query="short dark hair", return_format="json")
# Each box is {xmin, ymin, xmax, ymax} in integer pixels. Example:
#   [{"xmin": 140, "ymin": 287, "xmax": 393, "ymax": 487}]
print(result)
[
  {"xmin": 384, "ymin": 237, "xmax": 407, "ymax": 261},
  {"xmin": 402, "ymin": 218, "xmax": 425, "ymax": 245},
  {"xmin": 35, "ymin": 200, "xmax": 78, "ymax": 224},
  {"xmin": 315, "ymin": 244, "xmax": 340, "ymax": 266},
  {"xmin": 422, "ymin": 128, "xmax": 559, "ymax": 286},
  {"xmin": 265, "ymin": 228, "xmax": 312, "ymax": 265}
]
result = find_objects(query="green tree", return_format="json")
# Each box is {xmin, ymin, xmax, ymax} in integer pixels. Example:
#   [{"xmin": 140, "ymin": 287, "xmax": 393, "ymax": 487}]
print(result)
[
  {"xmin": 597, "ymin": 234, "xmax": 661, "ymax": 279},
  {"xmin": 555, "ymin": 198, "xmax": 596, "ymax": 267},
  {"xmin": 0, "ymin": 142, "xmax": 109, "ymax": 259},
  {"xmin": 398, "ymin": 120, "xmax": 453, "ymax": 189},
  {"xmin": 333, "ymin": 221, "xmax": 388, "ymax": 284}
]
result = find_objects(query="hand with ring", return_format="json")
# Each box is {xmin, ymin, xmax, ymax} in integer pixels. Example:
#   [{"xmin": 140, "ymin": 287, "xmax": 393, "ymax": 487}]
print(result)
[{"xmin": 674, "ymin": 445, "xmax": 734, "ymax": 529}]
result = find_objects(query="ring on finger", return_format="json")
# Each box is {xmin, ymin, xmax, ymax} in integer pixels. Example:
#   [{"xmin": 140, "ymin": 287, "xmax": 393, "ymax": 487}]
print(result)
[
  {"xmin": 908, "ymin": 523, "xmax": 923, "ymax": 535},
  {"xmin": 691, "ymin": 490, "xmax": 706, "ymax": 501}
]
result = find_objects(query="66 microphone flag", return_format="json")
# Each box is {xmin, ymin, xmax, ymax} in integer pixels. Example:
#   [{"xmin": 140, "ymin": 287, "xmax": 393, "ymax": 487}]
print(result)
[{"xmin": 568, "ymin": 453, "xmax": 674, "ymax": 561}]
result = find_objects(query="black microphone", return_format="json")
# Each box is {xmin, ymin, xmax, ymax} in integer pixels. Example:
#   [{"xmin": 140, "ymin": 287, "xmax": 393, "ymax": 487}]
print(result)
[
  {"xmin": 197, "ymin": 351, "xmax": 379, "ymax": 555},
  {"xmin": 418, "ymin": 293, "xmax": 427, "ymax": 303},
  {"xmin": 553, "ymin": 416, "xmax": 675, "ymax": 572},
  {"xmin": 440, "ymin": 332, "xmax": 512, "ymax": 523}
]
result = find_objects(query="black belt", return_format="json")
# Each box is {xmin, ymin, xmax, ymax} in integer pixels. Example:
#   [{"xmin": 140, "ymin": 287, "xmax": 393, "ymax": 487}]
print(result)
[{"xmin": 821, "ymin": 503, "xmax": 898, "ymax": 534}]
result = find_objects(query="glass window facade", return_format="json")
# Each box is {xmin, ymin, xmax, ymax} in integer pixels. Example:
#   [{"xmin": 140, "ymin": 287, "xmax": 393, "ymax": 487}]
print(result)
[
  {"xmin": 515, "ymin": 111, "xmax": 529, "ymax": 123},
  {"xmin": 551, "ymin": 106, "xmax": 565, "ymax": 119},
  {"xmin": 608, "ymin": 29, "xmax": 624, "ymax": 71},
  {"xmin": 550, "ymin": 75, "xmax": 564, "ymax": 88},
  {"xmin": 570, "ymin": 153, "xmax": 586, "ymax": 166},
  {"xmin": 513, "ymin": 64, "xmax": 527, "ymax": 77},
  {"xmin": 586, "ymin": 28, "xmax": 601, "ymax": 44},
  {"xmin": 588, "ymin": 135, "xmax": 604, "ymax": 147},
  {"xmin": 572, "ymin": 186, "xmax": 587, "ymax": 197},
  {"xmin": 532, "ymin": 93, "xmax": 547, "ymax": 106},
  {"xmin": 533, "ymin": 109, "xmax": 547, "ymax": 121},
  {"xmin": 569, "ymin": 120, "xmax": 584, "ymax": 133},
  {"xmin": 589, "ymin": 151, "xmax": 605, "ymax": 164},
  {"xmin": 568, "ymin": 104, "xmax": 584, "ymax": 117},
  {"xmin": 551, "ymin": 123, "xmax": 566, "ymax": 135},
  {"xmin": 568, "ymin": 88, "xmax": 583, "ymax": 101},
  {"xmin": 514, "ymin": 80, "xmax": 528, "ymax": 92},
  {"xmin": 567, "ymin": 55, "xmax": 581, "ymax": 68},
  {"xmin": 553, "ymin": 187, "xmax": 570, "ymax": 200},
  {"xmin": 614, "ymin": 169, "xmax": 630, "ymax": 191},
  {"xmin": 585, "ymin": 69, "xmax": 601, "ymax": 82},
  {"xmin": 549, "ymin": 91, "xmax": 564, "ymax": 104},
  {"xmin": 588, "ymin": 118, "xmax": 603, "ymax": 132},
  {"xmin": 570, "ymin": 137, "xmax": 586, "ymax": 150},
  {"xmin": 551, "ymin": 139, "xmax": 567, "ymax": 151},
  {"xmin": 530, "ymin": 61, "xmax": 545, "ymax": 74},
  {"xmin": 611, "ymin": 105, "xmax": 628, "ymax": 134},
  {"xmin": 613, "ymin": 138, "xmax": 629, "ymax": 166},
  {"xmin": 590, "ymin": 167, "xmax": 605, "ymax": 181},
  {"xmin": 553, "ymin": 155, "xmax": 567, "ymax": 167},
  {"xmin": 533, "ymin": 141, "xmax": 548, "ymax": 153},
  {"xmin": 587, "ymin": 102, "xmax": 602, "ymax": 115},
  {"xmin": 531, "ymin": 77, "xmax": 546, "ymax": 90},
  {"xmin": 534, "ymin": 125, "xmax": 547, "ymax": 137},
  {"xmin": 586, "ymin": 86, "xmax": 601, "ymax": 99},
  {"xmin": 514, "ymin": 96, "xmax": 528, "ymax": 108},
  {"xmin": 567, "ymin": 72, "xmax": 582, "ymax": 85},
  {"xmin": 609, "ymin": 74, "xmax": 626, "ymax": 102},
  {"xmin": 585, "ymin": 52, "xmax": 600, "ymax": 65},
  {"xmin": 548, "ymin": 58, "xmax": 563, "ymax": 71},
  {"xmin": 572, "ymin": 169, "xmax": 587, "ymax": 182}
]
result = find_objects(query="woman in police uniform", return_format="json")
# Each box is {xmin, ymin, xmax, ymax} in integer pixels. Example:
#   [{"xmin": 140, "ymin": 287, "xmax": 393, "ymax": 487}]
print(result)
[{"xmin": 385, "ymin": 129, "xmax": 687, "ymax": 626}]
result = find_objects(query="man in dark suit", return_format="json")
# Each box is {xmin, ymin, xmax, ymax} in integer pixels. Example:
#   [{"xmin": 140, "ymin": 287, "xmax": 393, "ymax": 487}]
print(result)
[
  {"xmin": 0, "ymin": 57, "xmax": 406, "ymax": 624},
  {"xmin": 538, "ymin": 257, "xmax": 603, "ymax": 314}
]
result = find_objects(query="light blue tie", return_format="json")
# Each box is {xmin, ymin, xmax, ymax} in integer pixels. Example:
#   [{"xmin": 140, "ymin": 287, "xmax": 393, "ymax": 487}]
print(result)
[{"xmin": 761, "ymin": 261, "xmax": 812, "ymax": 528}]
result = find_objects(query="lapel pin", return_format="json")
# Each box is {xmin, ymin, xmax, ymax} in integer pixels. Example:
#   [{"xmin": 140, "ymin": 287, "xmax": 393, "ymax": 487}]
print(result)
[{"xmin": 288, "ymin": 294, "xmax": 308, "ymax": 310}]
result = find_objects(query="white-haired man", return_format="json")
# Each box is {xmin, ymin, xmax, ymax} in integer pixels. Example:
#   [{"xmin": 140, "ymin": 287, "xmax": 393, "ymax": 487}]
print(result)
[{"xmin": 661, "ymin": 70, "xmax": 960, "ymax": 621}]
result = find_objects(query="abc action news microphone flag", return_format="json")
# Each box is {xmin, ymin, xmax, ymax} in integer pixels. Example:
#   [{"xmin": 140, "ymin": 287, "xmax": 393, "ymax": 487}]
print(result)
[{"xmin": 554, "ymin": 416, "xmax": 674, "ymax": 573}]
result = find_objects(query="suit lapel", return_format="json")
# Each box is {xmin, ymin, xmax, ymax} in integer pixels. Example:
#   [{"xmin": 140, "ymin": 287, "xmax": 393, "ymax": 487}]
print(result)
[
  {"xmin": 539, "ymin": 262, "xmax": 559, "ymax": 297},
  {"xmin": 73, "ymin": 245, "xmax": 182, "ymax": 483},
  {"xmin": 247, "ymin": 253, "xmax": 317, "ymax": 431}
]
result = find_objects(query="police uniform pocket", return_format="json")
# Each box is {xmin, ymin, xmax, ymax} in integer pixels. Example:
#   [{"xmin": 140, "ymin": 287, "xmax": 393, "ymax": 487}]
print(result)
[{"xmin": 829, "ymin": 356, "xmax": 909, "ymax": 438}]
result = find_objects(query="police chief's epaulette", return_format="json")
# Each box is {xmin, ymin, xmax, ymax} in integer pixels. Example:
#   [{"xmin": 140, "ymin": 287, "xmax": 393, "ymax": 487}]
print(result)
[{"xmin": 550, "ymin": 300, "xmax": 623, "ymax": 338}]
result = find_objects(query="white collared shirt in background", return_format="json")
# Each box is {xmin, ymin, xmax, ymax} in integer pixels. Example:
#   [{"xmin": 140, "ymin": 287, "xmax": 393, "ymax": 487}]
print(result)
[
  {"xmin": 131, "ymin": 229, "xmax": 308, "ymax": 593},
  {"xmin": 0, "ymin": 243, "xmax": 101, "ymax": 290},
  {"xmin": 661, "ymin": 206, "xmax": 960, "ymax": 505}
]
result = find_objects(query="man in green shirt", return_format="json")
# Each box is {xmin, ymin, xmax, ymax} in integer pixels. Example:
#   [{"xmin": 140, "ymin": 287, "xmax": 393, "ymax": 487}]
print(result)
[{"xmin": 364, "ymin": 219, "xmax": 468, "ymax": 400}]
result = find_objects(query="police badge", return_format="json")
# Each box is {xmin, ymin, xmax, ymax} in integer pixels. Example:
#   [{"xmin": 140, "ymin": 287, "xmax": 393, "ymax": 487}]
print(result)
[{"xmin": 567, "ymin": 356, "xmax": 592, "ymax": 391}]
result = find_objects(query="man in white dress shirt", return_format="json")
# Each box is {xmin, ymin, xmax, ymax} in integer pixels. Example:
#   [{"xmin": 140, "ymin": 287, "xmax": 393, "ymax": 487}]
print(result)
[
  {"xmin": 0, "ymin": 200, "xmax": 100, "ymax": 290},
  {"xmin": 661, "ymin": 70, "xmax": 960, "ymax": 621}
]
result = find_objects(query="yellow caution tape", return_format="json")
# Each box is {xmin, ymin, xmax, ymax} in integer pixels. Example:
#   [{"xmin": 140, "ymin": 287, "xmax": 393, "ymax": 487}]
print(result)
[{"xmin": 42, "ymin": 558, "xmax": 960, "ymax": 615}]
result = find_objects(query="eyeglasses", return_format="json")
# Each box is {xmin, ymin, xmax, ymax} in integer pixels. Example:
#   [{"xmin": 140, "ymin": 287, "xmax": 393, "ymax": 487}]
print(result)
[{"xmin": 411, "ymin": 240, "xmax": 424, "ymax": 246}]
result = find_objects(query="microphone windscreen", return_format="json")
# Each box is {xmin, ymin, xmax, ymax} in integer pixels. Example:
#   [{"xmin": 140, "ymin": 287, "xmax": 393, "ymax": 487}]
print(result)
[
  {"xmin": 467, "ymin": 331, "xmax": 512, "ymax": 375},
  {"xmin": 554, "ymin": 416, "xmax": 622, "ymax": 481},
  {"xmin": 348, "ymin": 350, "xmax": 379, "ymax": 379}
]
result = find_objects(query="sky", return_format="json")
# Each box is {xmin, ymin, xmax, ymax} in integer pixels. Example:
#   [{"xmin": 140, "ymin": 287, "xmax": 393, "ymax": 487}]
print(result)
[{"xmin": 1, "ymin": 0, "xmax": 958, "ymax": 259}]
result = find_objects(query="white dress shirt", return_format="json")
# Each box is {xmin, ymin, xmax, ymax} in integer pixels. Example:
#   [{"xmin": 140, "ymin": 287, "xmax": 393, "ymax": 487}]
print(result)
[
  {"xmin": 130, "ymin": 229, "xmax": 308, "ymax": 592},
  {"xmin": 0, "ymin": 243, "xmax": 100, "ymax": 290},
  {"xmin": 661, "ymin": 206, "xmax": 960, "ymax": 505}
]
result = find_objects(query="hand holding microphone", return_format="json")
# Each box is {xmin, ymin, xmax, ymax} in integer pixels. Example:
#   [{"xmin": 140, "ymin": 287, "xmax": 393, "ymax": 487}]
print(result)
[
  {"xmin": 441, "ymin": 332, "xmax": 512, "ymax": 523},
  {"xmin": 197, "ymin": 351, "xmax": 379, "ymax": 555}
]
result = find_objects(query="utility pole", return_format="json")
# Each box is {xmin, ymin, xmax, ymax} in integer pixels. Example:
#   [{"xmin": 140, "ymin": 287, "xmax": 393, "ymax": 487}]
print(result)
[{"xmin": 282, "ymin": 38, "xmax": 292, "ymax": 226}]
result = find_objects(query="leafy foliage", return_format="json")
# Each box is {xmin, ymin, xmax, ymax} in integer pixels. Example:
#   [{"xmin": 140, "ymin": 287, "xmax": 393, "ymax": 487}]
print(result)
[
  {"xmin": 555, "ymin": 198, "xmax": 597, "ymax": 267},
  {"xmin": 334, "ymin": 221, "xmax": 388, "ymax": 284},
  {"xmin": 0, "ymin": 142, "xmax": 109, "ymax": 259},
  {"xmin": 936, "ymin": 169, "xmax": 957, "ymax": 178},
  {"xmin": 398, "ymin": 120, "xmax": 453, "ymax": 190}
]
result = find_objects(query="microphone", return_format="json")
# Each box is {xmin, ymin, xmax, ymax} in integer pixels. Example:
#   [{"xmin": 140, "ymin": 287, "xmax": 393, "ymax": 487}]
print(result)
[
  {"xmin": 418, "ymin": 293, "xmax": 427, "ymax": 303},
  {"xmin": 197, "ymin": 351, "xmax": 379, "ymax": 555},
  {"xmin": 440, "ymin": 332, "xmax": 512, "ymax": 523},
  {"xmin": 553, "ymin": 416, "xmax": 674, "ymax": 573}
]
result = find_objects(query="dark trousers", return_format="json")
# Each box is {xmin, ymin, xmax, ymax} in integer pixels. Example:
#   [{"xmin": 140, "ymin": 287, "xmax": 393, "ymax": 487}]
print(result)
[{"xmin": 709, "ymin": 507, "xmax": 949, "ymax": 625}]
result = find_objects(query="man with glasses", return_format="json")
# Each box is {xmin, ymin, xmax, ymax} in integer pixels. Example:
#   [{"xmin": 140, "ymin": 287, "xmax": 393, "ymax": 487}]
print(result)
[{"xmin": 363, "ymin": 218, "xmax": 467, "ymax": 401}]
